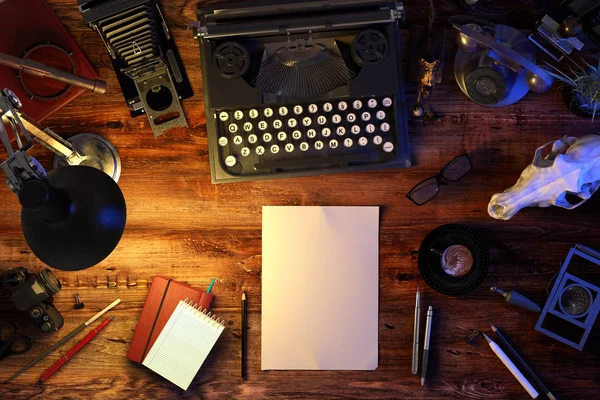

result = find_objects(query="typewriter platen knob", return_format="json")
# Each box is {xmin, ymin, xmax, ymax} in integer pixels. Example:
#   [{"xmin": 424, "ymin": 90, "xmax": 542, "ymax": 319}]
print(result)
[{"xmin": 213, "ymin": 42, "xmax": 250, "ymax": 79}]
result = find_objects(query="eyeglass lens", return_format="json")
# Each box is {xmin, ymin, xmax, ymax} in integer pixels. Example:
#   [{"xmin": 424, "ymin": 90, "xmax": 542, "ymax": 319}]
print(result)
[
  {"xmin": 408, "ymin": 177, "xmax": 439, "ymax": 205},
  {"xmin": 442, "ymin": 155, "xmax": 472, "ymax": 181}
]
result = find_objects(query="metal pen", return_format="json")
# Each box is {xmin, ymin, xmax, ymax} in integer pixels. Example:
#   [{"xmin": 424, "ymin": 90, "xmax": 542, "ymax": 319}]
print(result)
[
  {"xmin": 421, "ymin": 306, "xmax": 433, "ymax": 386},
  {"xmin": 412, "ymin": 287, "xmax": 420, "ymax": 374}
]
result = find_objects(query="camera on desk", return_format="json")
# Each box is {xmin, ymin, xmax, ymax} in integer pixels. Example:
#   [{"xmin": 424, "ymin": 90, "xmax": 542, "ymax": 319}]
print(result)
[{"xmin": 2, "ymin": 267, "xmax": 64, "ymax": 333}]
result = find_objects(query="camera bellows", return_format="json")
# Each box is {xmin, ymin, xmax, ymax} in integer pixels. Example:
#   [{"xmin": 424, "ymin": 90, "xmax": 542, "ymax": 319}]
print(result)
[
  {"xmin": 95, "ymin": 4, "xmax": 158, "ymax": 67},
  {"xmin": 254, "ymin": 44, "xmax": 354, "ymax": 98}
]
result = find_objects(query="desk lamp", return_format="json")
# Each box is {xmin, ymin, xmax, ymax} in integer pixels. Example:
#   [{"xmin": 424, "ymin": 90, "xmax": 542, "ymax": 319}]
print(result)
[{"xmin": 0, "ymin": 88, "xmax": 126, "ymax": 271}]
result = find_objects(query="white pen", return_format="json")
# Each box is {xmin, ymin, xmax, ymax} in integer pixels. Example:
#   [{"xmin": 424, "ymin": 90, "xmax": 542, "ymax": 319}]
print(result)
[
  {"xmin": 412, "ymin": 287, "xmax": 420, "ymax": 374},
  {"xmin": 482, "ymin": 333, "xmax": 539, "ymax": 399}
]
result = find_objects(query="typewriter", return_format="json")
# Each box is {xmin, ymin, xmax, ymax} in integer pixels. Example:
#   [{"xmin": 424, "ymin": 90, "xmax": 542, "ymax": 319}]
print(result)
[{"xmin": 194, "ymin": 0, "xmax": 411, "ymax": 184}]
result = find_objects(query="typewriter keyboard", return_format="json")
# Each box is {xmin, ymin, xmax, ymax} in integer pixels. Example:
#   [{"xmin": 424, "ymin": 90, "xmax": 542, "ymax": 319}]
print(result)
[{"xmin": 214, "ymin": 96, "xmax": 399, "ymax": 176}]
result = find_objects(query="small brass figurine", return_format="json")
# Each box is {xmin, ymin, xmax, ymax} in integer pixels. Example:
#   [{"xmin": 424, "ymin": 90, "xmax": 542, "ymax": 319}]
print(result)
[{"xmin": 413, "ymin": 0, "xmax": 440, "ymax": 118}]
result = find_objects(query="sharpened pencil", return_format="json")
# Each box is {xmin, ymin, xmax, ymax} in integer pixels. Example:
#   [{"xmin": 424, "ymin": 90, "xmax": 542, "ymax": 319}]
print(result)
[
  {"xmin": 491, "ymin": 324, "xmax": 555, "ymax": 400},
  {"xmin": 242, "ymin": 291, "xmax": 248, "ymax": 379}
]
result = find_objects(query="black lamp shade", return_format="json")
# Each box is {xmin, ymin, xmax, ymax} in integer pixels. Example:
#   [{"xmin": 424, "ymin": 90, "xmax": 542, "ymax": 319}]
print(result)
[{"xmin": 20, "ymin": 166, "xmax": 126, "ymax": 271}]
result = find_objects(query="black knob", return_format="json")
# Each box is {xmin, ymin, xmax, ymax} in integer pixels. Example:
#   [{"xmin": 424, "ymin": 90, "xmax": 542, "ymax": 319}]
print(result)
[
  {"xmin": 40, "ymin": 322, "xmax": 52, "ymax": 333},
  {"xmin": 558, "ymin": 16, "xmax": 582, "ymax": 38},
  {"xmin": 29, "ymin": 306, "xmax": 43, "ymax": 320}
]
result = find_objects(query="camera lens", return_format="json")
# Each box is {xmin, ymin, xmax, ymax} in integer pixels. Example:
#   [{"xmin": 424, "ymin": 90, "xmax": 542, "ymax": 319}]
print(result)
[
  {"xmin": 38, "ymin": 269, "xmax": 62, "ymax": 295},
  {"xmin": 29, "ymin": 306, "xmax": 43, "ymax": 320}
]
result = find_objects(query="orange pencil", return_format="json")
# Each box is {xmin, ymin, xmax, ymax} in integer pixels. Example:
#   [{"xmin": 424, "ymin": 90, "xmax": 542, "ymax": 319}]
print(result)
[{"xmin": 39, "ymin": 316, "xmax": 113, "ymax": 383}]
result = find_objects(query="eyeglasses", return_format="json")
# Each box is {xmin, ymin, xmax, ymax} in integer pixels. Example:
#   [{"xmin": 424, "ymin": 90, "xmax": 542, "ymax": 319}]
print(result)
[{"xmin": 406, "ymin": 154, "xmax": 472, "ymax": 206}]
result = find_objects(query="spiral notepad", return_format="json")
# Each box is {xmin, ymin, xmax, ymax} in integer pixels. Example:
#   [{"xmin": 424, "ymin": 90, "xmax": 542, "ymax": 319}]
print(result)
[{"xmin": 142, "ymin": 300, "xmax": 225, "ymax": 390}]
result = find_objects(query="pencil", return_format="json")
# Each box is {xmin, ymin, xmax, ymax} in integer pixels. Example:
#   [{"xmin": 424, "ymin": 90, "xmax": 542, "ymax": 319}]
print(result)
[
  {"xmin": 207, "ymin": 278, "xmax": 216, "ymax": 294},
  {"xmin": 482, "ymin": 333, "xmax": 539, "ymax": 398},
  {"xmin": 241, "ymin": 291, "xmax": 247, "ymax": 379},
  {"xmin": 491, "ymin": 324, "xmax": 555, "ymax": 400},
  {"xmin": 39, "ymin": 316, "xmax": 113, "ymax": 383},
  {"xmin": 6, "ymin": 298, "xmax": 121, "ymax": 383}
]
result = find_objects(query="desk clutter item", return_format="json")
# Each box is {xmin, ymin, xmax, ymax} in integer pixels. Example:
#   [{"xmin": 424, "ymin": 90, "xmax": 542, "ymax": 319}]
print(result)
[
  {"xmin": 262, "ymin": 206, "xmax": 379, "ymax": 370},
  {"xmin": 78, "ymin": 0, "xmax": 193, "ymax": 138},
  {"xmin": 561, "ymin": 0, "xmax": 600, "ymax": 46},
  {"xmin": 193, "ymin": 0, "xmax": 411, "ymax": 183},
  {"xmin": 6, "ymin": 298, "xmax": 121, "ymax": 383},
  {"xmin": 74, "ymin": 294, "xmax": 85, "ymax": 310},
  {"xmin": 412, "ymin": 287, "xmax": 421, "ymax": 375},
  {"xmin": 128, "ymin": 276, "xmax": 215, "ymax": 363},
  {"xmin": 535, "ymin": 245, "xmax": 600, "ymax": 351},
  {"xmin": 2, "ymin": 267, "xmax": 63, "ymax": 332},
  {"xmin": 0, "ymin": 52, "xmax": 106, "ymax": 95},
  {"xmin": 410, "ymin": 0, "xmax": 442, "ymax": 118},
  {"xmin": 0, "ymin": 0, "xmax": 102, "ymax": 122},
  {"xmin": 0, "ymin": 322, "xmax": 32, "ymax": 360},
  {"xmin": 490, "ymin": 286, "xmax": 540, "ymax": 313},
  {"xmin": 406, "ymin": 154, "xmax": 472, "ymax": 206},
  {"xmin": 482, "ymin": 332, "xmax": 539, "ymax": 398},
  {"xmin": 419, "ymin": 224, "xmax": 489, "ymax": 295},
  {"xmin": 0, "ymin": 89, "xmax": 126, "ymax": 271},
  {"xmin": 529, "ymin": 15, "xmax": 584, "ymax": 62},
  {"xmin": 0, "ymin": 88, "xmax": 121, "ymax": 184},
  {"xmin": 39, "ymin": 316, "xmax": 113, "ymax": 383},
  {"xmin": 529, "ymin": 0, "xmax": 599, "ymax": 62},
  {"xmin": 420, "ymin": 306, "xmax": 433, "ymax": 386},
  {"xmin": 546, "ymin": 58, "xmax": 600, "ymax": 119},
  {"xmin": 241, "ymin": 291, "xmax": 248, "ymax": 380},
  {"xmin": 453, "ymin": 21, "xmax": 553, "ymax": 107},
  {"xmin": 142, "ymin": 300, "xmax": 225, "ymax": 390},
  {"xmin": 488, "ymin": 135, "xmax": 600, "ymax": 220},
  {"xmin": 491, "ymin": 325, "xmax": 556, "ymax": 400}
]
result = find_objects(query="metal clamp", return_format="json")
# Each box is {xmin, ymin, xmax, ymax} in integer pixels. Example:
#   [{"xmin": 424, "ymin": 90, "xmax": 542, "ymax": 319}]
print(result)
[{"xmin": 1, "ymin": 89, "xmax": 121, "ymax": 191}]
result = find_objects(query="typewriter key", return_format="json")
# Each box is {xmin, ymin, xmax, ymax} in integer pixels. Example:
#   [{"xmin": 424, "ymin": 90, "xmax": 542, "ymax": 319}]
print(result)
[{"xmin": 225, "ymin": 155, "xmax": 237, "ymax": 167}]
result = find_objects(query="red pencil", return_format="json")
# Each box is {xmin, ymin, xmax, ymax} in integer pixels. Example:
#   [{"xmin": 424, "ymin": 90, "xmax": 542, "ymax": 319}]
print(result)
[{"xmin": 39, "ymin": 316, "xmax": 113, "ymax": 383}]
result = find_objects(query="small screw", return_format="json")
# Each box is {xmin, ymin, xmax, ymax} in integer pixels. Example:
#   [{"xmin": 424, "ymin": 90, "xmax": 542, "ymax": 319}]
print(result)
[{"xmin": 74, "ymin": 293, "xmax": 85, "ymax": 309}]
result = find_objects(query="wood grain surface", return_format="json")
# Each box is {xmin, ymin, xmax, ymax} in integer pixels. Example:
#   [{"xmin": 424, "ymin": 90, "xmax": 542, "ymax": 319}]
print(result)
[{"xmin": 1, "ymin": 0, "xmax": 599, "ymax": 399}]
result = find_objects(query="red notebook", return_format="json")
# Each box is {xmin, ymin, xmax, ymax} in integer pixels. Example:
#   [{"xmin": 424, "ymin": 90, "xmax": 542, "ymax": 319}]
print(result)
[
  {"xmin": 128, "ymin": 276, "xmax": 215, "ymax": 363},
  {"xmin": 0, "ymin": 0, "xmax": 101, "ymax": 122}
]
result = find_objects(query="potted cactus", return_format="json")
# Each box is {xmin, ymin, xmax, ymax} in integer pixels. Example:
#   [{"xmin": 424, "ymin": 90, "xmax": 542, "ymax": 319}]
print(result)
[{"xmin": 546, "ymin": 59, "xmax": 600, "ymax": 120}]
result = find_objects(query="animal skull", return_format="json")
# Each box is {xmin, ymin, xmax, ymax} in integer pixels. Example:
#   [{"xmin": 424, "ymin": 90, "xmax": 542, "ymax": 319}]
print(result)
[{"xmin": 488, "ymin": 135, "xmax": 600, "ymax": 220}]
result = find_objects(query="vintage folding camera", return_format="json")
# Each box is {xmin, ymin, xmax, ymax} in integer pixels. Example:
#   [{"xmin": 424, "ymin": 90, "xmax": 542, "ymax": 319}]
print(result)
[
  {"xmin": 193, "ymin": 0, "xmax": 411, "ymax": 183},
  {"xmin": 78, "ymin": 0, "xmax": 193, "ymax": 137},
  {"xmin": 2, "ymin": 267, "xmax": 64, "ymax": 333}
]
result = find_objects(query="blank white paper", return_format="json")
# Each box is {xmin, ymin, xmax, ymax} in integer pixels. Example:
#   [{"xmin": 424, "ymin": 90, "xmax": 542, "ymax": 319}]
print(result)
[{"xmin": 261, "ymin": 206, "xmax": 379, "ymax": 370}]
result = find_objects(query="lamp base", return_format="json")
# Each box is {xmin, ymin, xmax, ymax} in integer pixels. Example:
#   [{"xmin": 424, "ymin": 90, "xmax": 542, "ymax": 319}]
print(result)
[{"xmin": 53, "ymin": 133, "xmax": 121, "ymax": 182}]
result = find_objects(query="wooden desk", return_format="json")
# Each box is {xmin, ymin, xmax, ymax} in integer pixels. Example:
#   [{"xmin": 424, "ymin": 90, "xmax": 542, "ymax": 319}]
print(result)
[{"xmin": 1, "ymin": 1, "xmax": 599, "ymax": 399}]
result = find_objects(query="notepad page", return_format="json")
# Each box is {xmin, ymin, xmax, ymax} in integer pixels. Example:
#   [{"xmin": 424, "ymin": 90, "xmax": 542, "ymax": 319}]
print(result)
[{"xmin": 142, "ymin": 300, "xmax": 225, "ymax": 390}]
